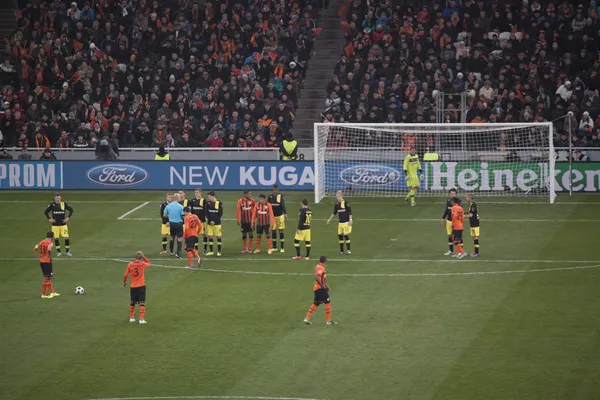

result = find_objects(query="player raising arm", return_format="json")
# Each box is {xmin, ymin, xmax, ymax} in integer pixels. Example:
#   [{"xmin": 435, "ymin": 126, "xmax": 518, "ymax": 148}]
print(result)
[
  {"xmin": 327, "ymin": 190, "xmax": 352, "ymax": 255},
  {"xmin": 237, "ymin": 191, "xmax": 256, "ymax": 254},
  {"xmin": 268, "ymin": 184, "xmax": 288, "ymax": 253},
  {"xmin": 183, "ymin": 207, "xmax": 203, "ymax": 268},
  {"xmin": 34, "ymin": 231, "xmax": 59, "ymax": 299},
  {"xmin": 160, "ymin": 193, "xmax": 173, "ymax": 254},
  {"xmin": 441, "ymin": 188, "xmax": 457, "ymax": 255},
  {"xmin": 304, "ymin": 256, "xmax": 336, "ymax": 325},
  {"xmin": 252, "ymin": 194, "xmax": 275, "ymax": 254},
  {"xmin": 465, "ymin": 193, "xmax": 480, "ymax": 257},
  {"xmin": 206, "ymin": 191, "xmax": 224, "ymax": 257},
  {"xmin": 293, "ymin": 199, "xmax": 312, "ymax": 260},
  {"xmin": 189, "ymin": 188, "xmax": 208, "ymax": 253},
  {"xmin": 403, "ymin": 147, "xmax": 423, "ymax": 207},
  {"xmin": 450, "ymin": 197, "xmax": 466, "ymax": 259},
  {"xmin": 44, "ymin": 193, "xmax": 74, "ymax": 256},
  {"xmin": 123, "ymin": 251, "xmax": 151, "ymax": 324}
]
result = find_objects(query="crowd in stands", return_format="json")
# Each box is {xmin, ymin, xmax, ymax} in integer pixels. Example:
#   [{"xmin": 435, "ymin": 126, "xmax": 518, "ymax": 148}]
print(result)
[
  {"xmin": 0, "ymin": 0, "xmax": 322, "ymax": 151},
  {"xmin": 324, "ymin": 0, "xmax": 600, "ymax": 150}
]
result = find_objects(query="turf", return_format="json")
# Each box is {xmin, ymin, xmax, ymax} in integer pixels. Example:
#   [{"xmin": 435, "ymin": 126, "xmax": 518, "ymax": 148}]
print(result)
[{"xmin": 1, "ymin": 190, "xmax": 600, "ymax": 400}]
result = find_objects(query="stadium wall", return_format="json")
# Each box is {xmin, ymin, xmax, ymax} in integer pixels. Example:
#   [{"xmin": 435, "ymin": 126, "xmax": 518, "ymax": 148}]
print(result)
[{"xmin": 0, "ymin": 161, "xmax": 598, "ymax": 192}]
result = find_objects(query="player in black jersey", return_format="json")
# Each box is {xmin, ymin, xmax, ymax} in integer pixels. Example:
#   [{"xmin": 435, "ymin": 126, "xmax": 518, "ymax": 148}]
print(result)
[
  {"xmin": 293, "ymin": 199, "xmax": 312, "ymax": 260},
  {"xmin": 440, "ymin": 188, "xmax": 457, "ymax": 255},
  {"xmin": 465, "ymin": 193, "xmax": 480, "ymax": 257},
  {"xmin": 267, "ymin": 184, "xmax": 288, "ymax": 253},
  {"xmin": 327, "ymin": 190, "xmax": 353, "ymax": 255},
  {"xmin": 159, "ymin": 193, "xmax": 173, "ymax": 254},
  {"xmin": 206, "ymin": 191, "xmax": 224, "ymax": 256},
  {"xmin": 178, "ymin": 190, "xmax": 190, "ymax": 207},
  {"xmin": 189, "ymin": 188, "xmax": 208, "ymax": 253},
  {"xmin": 44, "ymin": 193, "xmax": 74, "ymax": 256}
]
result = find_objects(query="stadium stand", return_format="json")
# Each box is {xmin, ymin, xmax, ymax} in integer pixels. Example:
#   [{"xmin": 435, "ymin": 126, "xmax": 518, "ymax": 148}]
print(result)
[
  {"xmin": 324, "ymin": 0, "xmax": 600, "ymax": 149},
  {"xmin": 0, "ymin": 0, "xmax": 325, "ymax": 150}
]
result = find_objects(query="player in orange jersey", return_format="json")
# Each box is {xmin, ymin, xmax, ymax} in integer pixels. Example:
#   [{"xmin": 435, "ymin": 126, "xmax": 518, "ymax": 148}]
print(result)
[
  {"xmin": 450, "ymin": 197, "xmax": 466, "ymax": 259},
  {"xmin": 123, "ymin": 251, "xmax": 151, "ymax": 324},
  {"xmin": 183, "ymin": 207, "xmax": 203, "ymax": 269},
  {"xmin": 304, "ymin": 256, "xmax": 336, "ymax": 325},
  {"xmin": 251, "ymin": 194, "xmax": 275, "ymax": 254},
  {"xmin": 237, "ymin": 191, "xmax": 256, "ymax": 253},
  {"xmin": 34, "ymin": 231, "xmax": 60, "ymax": 299}
]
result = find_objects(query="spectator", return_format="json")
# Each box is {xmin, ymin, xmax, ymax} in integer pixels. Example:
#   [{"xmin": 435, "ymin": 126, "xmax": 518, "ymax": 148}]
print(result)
[
  {"xmin": 73, "ymin": 136, "xmax": 89, "ymax": 148},
  {"xmin": 179, "ymin": 133, "xmax": 197, "ymax": 148},
  {"xmin": 204, "ymin": 131, "xmax": 225, "ymax": 148},
  {"xmin": 0, "ymin": 148, "xmax": 12, "ymax": 160},
  {"xmin": 17, "ymin": 147, "xmax": 32, "ymax": 160},
  {"xmin": 39, "ymin": 148, "xmax": 57, "ymax": 160}
]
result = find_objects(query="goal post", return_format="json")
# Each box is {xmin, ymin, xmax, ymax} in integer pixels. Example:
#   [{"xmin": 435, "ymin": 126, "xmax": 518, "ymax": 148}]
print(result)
[{"xmin": 313, "ymin": 122, "xmax": 556, "ymax": 204}]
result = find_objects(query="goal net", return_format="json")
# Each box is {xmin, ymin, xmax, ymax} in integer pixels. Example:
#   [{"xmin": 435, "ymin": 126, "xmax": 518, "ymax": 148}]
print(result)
[{"xmin": 314, "ymin": 123, "xmax": 556, "ymax": 203}]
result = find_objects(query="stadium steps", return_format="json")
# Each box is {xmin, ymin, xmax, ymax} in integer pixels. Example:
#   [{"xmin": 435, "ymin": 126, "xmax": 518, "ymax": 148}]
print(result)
[
  {"xmin": 0, "ymin": 7, "xmax": 17, "ymax": 53},
  {"xmin": 294, "ymin": 0, "xmax": 346, "ymax": 145}
]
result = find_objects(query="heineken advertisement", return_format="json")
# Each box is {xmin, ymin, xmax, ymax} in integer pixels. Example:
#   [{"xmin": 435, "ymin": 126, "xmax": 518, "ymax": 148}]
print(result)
[{"xmin": 426, "ymin": 162, "xmax": 600, "ymax": 192}]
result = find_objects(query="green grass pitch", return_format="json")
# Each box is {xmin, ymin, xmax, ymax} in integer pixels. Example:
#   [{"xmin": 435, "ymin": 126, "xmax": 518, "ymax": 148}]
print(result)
[{"xmin": 1, "ymin": 190, "xmax": 600, "ymax": 400}]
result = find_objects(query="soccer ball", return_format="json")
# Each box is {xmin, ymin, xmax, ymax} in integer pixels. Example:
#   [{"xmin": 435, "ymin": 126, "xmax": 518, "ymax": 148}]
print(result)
[{"xmin": 75, "ymin": 286, "xmax": 85, "ymax": 295}]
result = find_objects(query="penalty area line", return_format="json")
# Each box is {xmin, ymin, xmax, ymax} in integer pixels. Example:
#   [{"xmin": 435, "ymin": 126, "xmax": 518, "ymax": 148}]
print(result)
[{"xmin": 117, "ymin": 201, "xmax": 150, "ymax": 220}]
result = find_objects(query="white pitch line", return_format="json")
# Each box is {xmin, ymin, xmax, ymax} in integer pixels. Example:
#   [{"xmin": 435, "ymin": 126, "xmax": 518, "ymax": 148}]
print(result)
[
  {"xmin": 117, "ymin": 201, "xmax": 150, "ymax": 220},
  {"xmin": 85, "ymin": 396, "xmax": 324, "ymax": 400},
  {"xmin": 3, "ymin": 257, "xmax": 600, "ymax": 264},
  {"xmin": 117, "ymin": 217, "xmax": 600, "ymax": 223}
]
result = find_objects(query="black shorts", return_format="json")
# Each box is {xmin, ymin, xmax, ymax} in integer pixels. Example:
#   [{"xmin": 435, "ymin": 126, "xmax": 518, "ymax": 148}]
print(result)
[
  {"xmin": 256, "ymin": 225, "xmax": 271, "ymax": 235},
  {"xmin": 185, "ymin": 236, "xmax": 198, "ymax": 250},
  {"xmin": 170, "ymin": 222, "xmax": 183, "ymax": 237},
  {"xmin": 40, "ymin": 262, "xmax": 53, "ymax": 277},
  {"xmin": 452, "ymin": 230, "xmax": 463, "ymax": 241},
  {"xmin": 130, "ymin": 286, "xmax": 146, "ymax": 304},
  {"xmin": 313, "ymin": 288, "xmax": 330, "ymax": 305},
  {"xmin": 240, "ymin": 222, "xmax": 253, "ymax": 233}
]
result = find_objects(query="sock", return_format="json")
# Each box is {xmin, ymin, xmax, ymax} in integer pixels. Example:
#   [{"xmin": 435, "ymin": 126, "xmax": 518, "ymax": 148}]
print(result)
[
  {"xmin": 272, "ymin": 231, "xmax": 278, "ymax": 249},
  {"xmin": 176, "ymin": 240, "xmax": 182, "ymax": 256},
  {"xmin": 65, "ymin": 239, "xmax": 70, "ymax": 252},
  {"xmin": 325, "ymin": 303, "xmax": 332, "ymax": 322},
  {"xmin": 55, "ymin": 239, "xmax": 61, "ymax": 253},
  {"xmin": 295, "ymin": 239, "xmax": 300, "ymax": 256},
  {"xmin": 242, "ymin": 238, "xmax": 247, "ymax": 250},
  {"xmin": 338, "ymin": 234, "xmax": 344, "ymax": 252},
  {"xmin": 187, "ymin": 251, "xmax": 193, "ymax": 265},
  {"xmin": 305, "ymin": 304, "xmax": 317, "ymax": 320},
  {"xmin": 457, "ymin": 243, "xmax": 464, "ymax": 255},
  {"xmin": 209, "ymin": 240, "xmax": 214, "ymax": 252},
  {"xmin": 305, "ymin": 241, "xmax": 311, "ymax": 258},
  {"xmin": 42, "ymin": 279, "xmax": 48, "ymax": 295},
  {"xmin": 448, "ymin": 236, "xmax": 454, "ymax": 252},
  {"xmin": 474, "ymin": 239, "xmax": 480, "ymax": 254},
  {"xmin": 169, "ymin": 239, "xmax": 174, "ymax": 253},
  {"xmin": 256, "ymin": 237, "xmax": 262, "ymax": 250},
  {"xmin": 248, "ymin": 237, "xmax": 254, "ymax": 250},
  {"xmin": 217, "ymin": 238, "xmax": 222, "ymax": 253},
  {"xmin": 129, "ymin": 305, "xmax": 135, "ymax": 318},
  {"xmin": 203, "ymin": 236, "xmax": 208, "ymax": 251},
  {"xmin": 267, "ymin": 238, "xmax": 272, "ymax": 251},
  {"xmin": 344, "ymin": 235, "xmax": 351, "ymax": 251},
  {"xmin": 139, "ymin": 305, "xmax": 145, "ymax": 320},
  {"xmin": 192, "ymin": 249, "xmax": 200, "ymax": 260},
  {"xmin": 279, "ymin": 232, "xmax": 285, "ymax": 250},
  {"xmin": 162, "ymin": 238, "xmax": 167, "ymax": 251},
  {"xmin": 48, "ymin": 280, "xmax": 55, "ymax": 293},
  {"xmin": 409, "ymin": 189, "xmax": 416, "ymax": 204}
]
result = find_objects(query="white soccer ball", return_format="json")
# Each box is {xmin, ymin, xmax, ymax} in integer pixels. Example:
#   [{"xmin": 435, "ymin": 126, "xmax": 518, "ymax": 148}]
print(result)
[
  {"xmin": 75, "ymin": 286, "xmax": 85, "ymax": 295},
  {"xmin": 387, "ymin": 171, "xmax": 397, "ymax": 182}
]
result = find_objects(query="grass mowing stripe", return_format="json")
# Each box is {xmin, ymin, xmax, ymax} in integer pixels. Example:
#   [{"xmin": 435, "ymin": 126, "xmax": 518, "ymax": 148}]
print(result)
[{"xmin": 84, "ymin": 396, "xmax": 324, "ymax": 400}]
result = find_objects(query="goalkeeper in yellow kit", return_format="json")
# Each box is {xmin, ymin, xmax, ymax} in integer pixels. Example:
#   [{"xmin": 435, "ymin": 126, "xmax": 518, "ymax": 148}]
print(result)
[{"xmin": 403, "ymin": 147, "xmax": 423, "ymax": 206}]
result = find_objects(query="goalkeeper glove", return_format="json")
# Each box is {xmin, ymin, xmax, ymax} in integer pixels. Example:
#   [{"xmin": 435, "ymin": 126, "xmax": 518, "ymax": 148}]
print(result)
[{"xmin": 419, "ymin": 171, "xmax": 424, "ymax": 180}]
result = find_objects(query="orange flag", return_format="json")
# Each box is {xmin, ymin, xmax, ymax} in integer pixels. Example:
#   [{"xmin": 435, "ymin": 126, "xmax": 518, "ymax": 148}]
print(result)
[
  {"xmin": 95, "ymin": 49, "xmax": 105, "ymax": 58},
  {"xmin": 341, "ymin": 21, "xmax": 350, "ymax": 31},
  {"xmin": 343, "ymin": 43, "xmax": 354, "ymax": 57},
  {"xmin": 73, "ymin": 40, "xmax": 83, "ymax": 50},
  {"xmin": 109, "ymin": 59, "xmax": 118, "ymax": 68},
  {"xmin": 250, "ymin": 34, "xmax": 257, "ymax": 47},
  {"xmin": 68, "ymin": 71, "xmax": 81, "ymax": 84},
  {"xmin": 337, "ymin": 5, "xmax": 348, "ymax": 18},
  {"xmin": 312, "ymin": 28, "xmax": 322, "ymax": 38}
]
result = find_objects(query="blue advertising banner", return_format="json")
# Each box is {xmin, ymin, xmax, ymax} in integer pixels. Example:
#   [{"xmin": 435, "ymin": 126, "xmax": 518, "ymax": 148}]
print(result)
[
  {"xmin": 59, "ymin": 161, "xmax": 315, "ymax": 190},
  {"xmin": 0, "ymin": 161, "xmax": 62, "ymax": 189},
  {"xmin": 324, "ymin": 161, "xmax": 409, "ymax": 191}
]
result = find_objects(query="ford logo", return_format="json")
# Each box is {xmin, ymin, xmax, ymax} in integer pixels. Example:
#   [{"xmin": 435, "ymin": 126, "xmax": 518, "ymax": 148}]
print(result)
[
  {"xmin": 87, "ymin": 164, "xmax": 149, "ymax": 187},
  {"xmin": 340, "ymin": 165, "xmax": 401, "ymax": 187}
]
